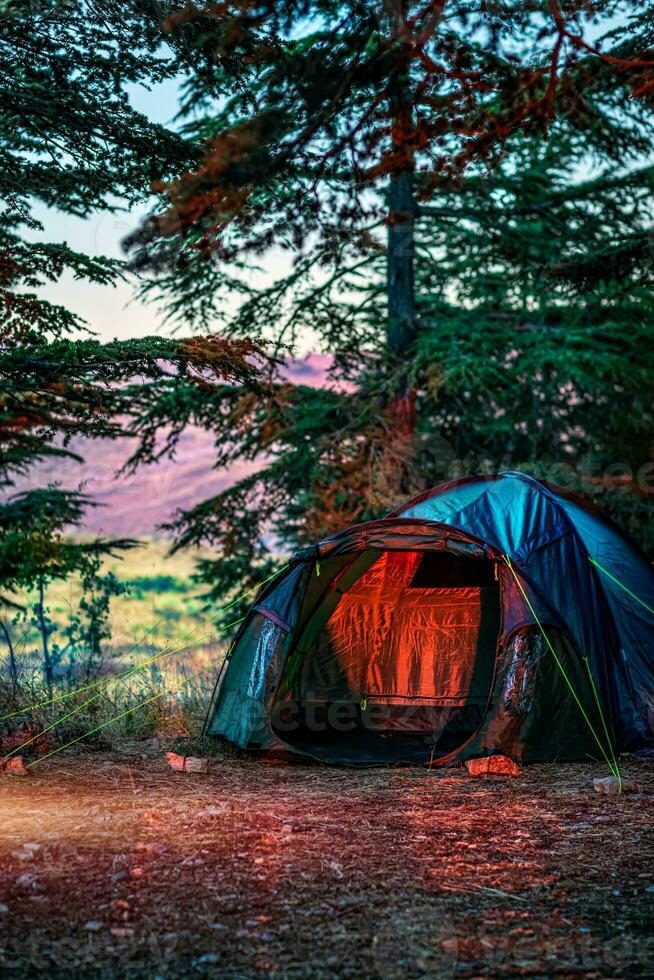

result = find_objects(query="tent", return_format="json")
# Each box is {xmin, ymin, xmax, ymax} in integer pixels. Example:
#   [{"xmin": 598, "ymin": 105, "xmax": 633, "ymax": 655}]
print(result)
[{"xmin": 206, "ymin": 472, "xmax": 654, "ymax": 765}]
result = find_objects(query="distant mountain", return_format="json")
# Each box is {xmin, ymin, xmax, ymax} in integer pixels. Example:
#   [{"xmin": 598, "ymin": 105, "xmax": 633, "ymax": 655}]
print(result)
[{"xmin": 7, "ymin": 354, "xmax": 333, "ymax": 539}]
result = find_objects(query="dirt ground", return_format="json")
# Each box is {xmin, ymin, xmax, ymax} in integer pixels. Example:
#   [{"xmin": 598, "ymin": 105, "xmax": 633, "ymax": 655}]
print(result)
[{"xmin": 0, "ymin": 744, "xmax": 652, "ymax": 979}]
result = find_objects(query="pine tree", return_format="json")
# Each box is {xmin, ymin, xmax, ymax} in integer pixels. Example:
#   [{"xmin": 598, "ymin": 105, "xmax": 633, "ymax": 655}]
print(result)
[
  {"xmin": 412, "ymin": 131, "xmax": 654, "ymax": 550},
  {"xmin": 129, "ymin": 1, "xmax": 654, "ymax": 591},
  {"xmin": 0, "ymin": 2, "xmax": 272, "ymax": 627}
]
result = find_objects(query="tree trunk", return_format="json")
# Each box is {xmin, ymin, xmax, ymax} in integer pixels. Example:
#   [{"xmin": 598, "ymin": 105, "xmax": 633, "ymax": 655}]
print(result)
[
  {"xmin": 37, "ymin": 578, "xmax": 53, "ymax": 697},
  {"xmin": 387, "ymin": 167, "xmax": 415, "ymax": 361},
  {"xmin": 386, "ymin": 0, "xmax": 417, "ymax": 466},
  {"xmin": 387, "ymin": 1, "xmax": 416, "ymax": 390},
  {"xmin": 0, "ymin": 618, "xmax": 18, "ymax": 700}
]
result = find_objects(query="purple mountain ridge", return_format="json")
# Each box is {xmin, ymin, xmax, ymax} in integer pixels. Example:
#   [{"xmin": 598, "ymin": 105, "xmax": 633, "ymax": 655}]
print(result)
[{"xmin": 8, "ymin": 354, "xmax": 336, "ymax": 539}]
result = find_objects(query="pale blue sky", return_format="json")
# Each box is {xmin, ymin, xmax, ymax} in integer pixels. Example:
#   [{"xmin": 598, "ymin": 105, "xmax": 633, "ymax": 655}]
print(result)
[
  {"xmin": 32, "ymin": 76, "xmax": 182, "ymax": 342},
  {"xmin": 32, "ymin": 70, "xmax": 298, "ymax": 344}
]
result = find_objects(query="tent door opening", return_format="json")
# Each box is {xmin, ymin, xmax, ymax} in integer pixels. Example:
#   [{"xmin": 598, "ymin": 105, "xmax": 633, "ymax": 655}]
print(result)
[{"xmin": 272, "ymin": 549, "xmax": 501, "ymax": 761}]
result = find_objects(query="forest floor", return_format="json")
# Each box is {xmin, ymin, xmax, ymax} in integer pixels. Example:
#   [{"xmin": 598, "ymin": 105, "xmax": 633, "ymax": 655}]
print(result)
[{"xmin": 0, "ymin": 744, "xmax": 652, "ymax": 979}]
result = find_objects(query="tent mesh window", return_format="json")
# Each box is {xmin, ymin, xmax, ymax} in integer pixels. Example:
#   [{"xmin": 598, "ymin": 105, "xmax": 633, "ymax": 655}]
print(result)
[
  {"xmin": 217, "ymin": 612, "xmax": 288, "ymax": 747},
  {"xmin": 488, "ymin": 625, "xmax": 607, "ymax": 762}
]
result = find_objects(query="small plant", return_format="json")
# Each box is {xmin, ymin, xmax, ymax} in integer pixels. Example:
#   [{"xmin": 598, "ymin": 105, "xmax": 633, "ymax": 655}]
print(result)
[{"xmin": 64, "ymin": 564, "xmax": 129, "ymax": 679}]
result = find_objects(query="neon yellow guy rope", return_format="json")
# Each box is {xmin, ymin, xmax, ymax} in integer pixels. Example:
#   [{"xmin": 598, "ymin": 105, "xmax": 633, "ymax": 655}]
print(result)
[
  {"xmin": 26, "ymin": 660, "xmax": 218, "ymax": 769},
  {"xmin": 1, "ymin": 693, "xmax": 104, "ymax": 765},
  {"xmin": 502, "ymin": 555, "xmax": 621, "ymax": 784},
  {"xmin": 1, "ymin": 617, "xmax": 244, "ymax": 767},
  {"xmin": 582, "ymin": 655, "xmax": 622, "ymax": 792},
  {"xmin": 0, "ymin": 564, "xmax": 287, "ymax": 722},
  {"xmin": 589, "ymin": 557, "xmax": 654, "ymax": 617},
  {"xmin": 0, "ymin": 625, "xmax": 219, "ymax": 723}
]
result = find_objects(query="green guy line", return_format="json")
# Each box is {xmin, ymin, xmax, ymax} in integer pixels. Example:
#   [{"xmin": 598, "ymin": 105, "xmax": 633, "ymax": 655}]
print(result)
[
  {"xmin": 502, "ymin": 555, "xmax": 620, "ymax": 782},
  {"xmin": 26, "ymin": 691, "xmax": 172, "ymax": 768},
  {"xmin": 27, "ymin": 660, "xmax": 217, "ymax": 769},
  {"xmin": 2, "ymin": 633, "xmax": 215, "ymax": 764},
  {"xmin": 1, "ymin": 692, "xmax": 104, "ymax": 765},
  {"xmin": 0, "ymin": 563, "xmax": 286, "ymax": 722},
  {"xmin": 0, "ymin": 624, "xmax": 220, "ymax": 722},
  {"xmin": 583, "ymin": 655, "xmax": 622, "ymax": 792},
  {"xmin": 589, "ymin": 557, "xmax": 654, "ymax": 617},
  {"xmin": 4, "ymin": 616, "xmax": 244, "ymax": 765}
]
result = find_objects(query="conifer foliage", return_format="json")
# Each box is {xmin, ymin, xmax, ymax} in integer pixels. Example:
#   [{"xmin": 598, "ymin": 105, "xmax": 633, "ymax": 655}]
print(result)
[
  {"xmin": 0, "ymin": 1, "xmax": 271, "ymax": 615},
  {"xmin": 133, "ymin": 1, "xmax": 654, "ymax": 582},
  {"xmin": 2, "ymin": 1, "xmax": 654, "ymax": 629}
]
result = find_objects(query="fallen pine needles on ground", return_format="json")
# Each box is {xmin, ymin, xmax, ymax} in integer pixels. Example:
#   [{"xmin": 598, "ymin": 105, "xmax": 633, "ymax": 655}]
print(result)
[{"xmin": 0, "ymin": 743, "xmax": 652, "ymax": 978}]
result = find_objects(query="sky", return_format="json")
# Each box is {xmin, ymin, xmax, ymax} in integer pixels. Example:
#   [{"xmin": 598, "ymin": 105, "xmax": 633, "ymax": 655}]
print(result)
[
  {"xmin": 29, "ymin": 78, "xmax": 176, "ymax": 342},
  {"xmin": 31, "ymin": 75, "xmax": 306, "ymax": 348},
  {"xmin": 19, "ymin": 72, "xmax": 337, "ymax": 537}
]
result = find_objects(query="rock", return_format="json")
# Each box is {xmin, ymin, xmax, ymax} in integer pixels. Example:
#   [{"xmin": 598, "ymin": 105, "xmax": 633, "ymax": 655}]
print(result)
[
  {"xmin": 464, "ymin": 755, "xmax": 521, "ymax": 777},
  {"xmin": 196, "ymin": 805, "xmax": 227, "ymax": 818},
  {"xmin": 14, "ymin": 842, "xmax": 41, "ymax": 861},
  {"xmin": 593, "ymin": 775, "xmax": 643, "ymax": 795},
  {"xmin": 134, "ymin": 841, "xmax": 165, "ymax": 855},
  {"xmin": 165, "ymin": 753, "xmax": 208, "ymax": 773},
  {"xmin": 15, "ymin": 873, "xmax": 36, "ymax": 888},
  {"xmin": 2, "ymin": 757, "xmax": 27, "ymax": 776}
]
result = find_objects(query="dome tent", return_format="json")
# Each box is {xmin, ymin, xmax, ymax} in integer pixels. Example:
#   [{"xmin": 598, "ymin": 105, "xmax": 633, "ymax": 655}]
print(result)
[{"xmin": 206, "ymin": 472, "xmax": 654, "ymax": 766}]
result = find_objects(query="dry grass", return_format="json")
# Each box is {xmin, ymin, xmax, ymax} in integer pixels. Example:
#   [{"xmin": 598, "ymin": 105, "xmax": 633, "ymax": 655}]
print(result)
[
  {"xmin": 10, "ymin": 539, "xmax": 216, "ymax": 656},
  {"xmin": 0, "ymin": 745, "xmax": 652, "ymax": 978},
  {"xmin": 1, "ymin": 538, "xmax": 245, "ymax": 744},
  {"xmin": 0, "ymin": 644, "xmax": 223, "ymax": 754}
]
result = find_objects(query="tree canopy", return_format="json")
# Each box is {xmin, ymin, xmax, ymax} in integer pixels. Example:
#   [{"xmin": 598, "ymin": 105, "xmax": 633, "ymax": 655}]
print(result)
[
  {"xmin": 129, "ymin": 1, "xmax": 654, "ymax": 588},
  {"xmin": 2, "ymin": 0, "xmax": 653, "ymax": 628},
  {"xmin": 0, "ymin": 1, "xmax": 272, "ymax": 613}
]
